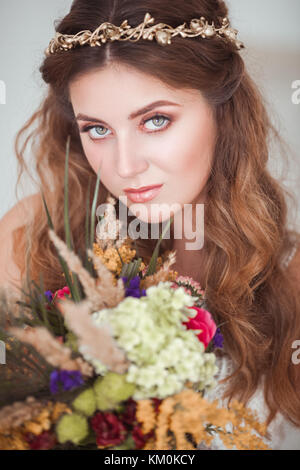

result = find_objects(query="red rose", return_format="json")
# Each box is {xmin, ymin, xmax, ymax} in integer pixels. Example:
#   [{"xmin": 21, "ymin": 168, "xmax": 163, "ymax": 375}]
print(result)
[
  {"xmin": 91, "ymin": 412, "xmax": 127, "ymax": 447},
  {"xmin": 132, "ymin": 425, "xmax": 155, "ymax": 449},
  {"xmin": 121, "ymin": 399, "xmax": 137, "ymax": 427},
  {"xmin": 152, "ymin": 398, "xmax": 162, "ymax": 413},
  {"xmin": 25, "ymin": 431, "xmax": 57, "ymax": 450},
  {"xmin": 183, "ymin": 306, "xmax": 217, "ymax": 349}
]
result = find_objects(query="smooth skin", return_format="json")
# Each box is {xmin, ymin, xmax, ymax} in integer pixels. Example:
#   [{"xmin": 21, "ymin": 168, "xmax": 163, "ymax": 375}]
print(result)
[
  {"xmin": 70, "ymin": 62, "xmax": 216, "ymax": 223},
  {"xmin": 70, "ymin": 62, "xmax": 217, "ymax": 281}
]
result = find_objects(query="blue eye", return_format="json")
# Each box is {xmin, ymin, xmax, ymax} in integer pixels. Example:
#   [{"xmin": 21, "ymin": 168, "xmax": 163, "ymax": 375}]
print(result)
[
  {"xmin": 80, "ymin": 113, "xmax": 171, "ymax": 141},
  {"xmin": 143, "ymin": 114, "xmax": 171, "ymax": 131},
  {"xmin": 83, "ymin": 125, "xmax": 111, "ymax": 139}
]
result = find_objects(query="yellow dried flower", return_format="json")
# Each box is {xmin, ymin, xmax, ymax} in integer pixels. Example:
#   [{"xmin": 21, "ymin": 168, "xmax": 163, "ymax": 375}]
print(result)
[
  {"xmin": 167, "ymin": 270, "xmax": 179, "ymax": 281},
  {"xmin": 22, "ymin": 401, "xmax": 71, "ymax": 436},
  {"xmin": 23, "ymin": 422, "xmax": 43, "ymax": 435},
  {"xmin": 140, "ymin": 269, "xmax": 178, "ymax": 290},
  {"xmin": 93, "ymin": 240, "xmax": 137, "ymax": 276},
  {"xmin": 0, "ymin": 401, "xmax": 72, "ymax": 450},
  {"xmin": 0, "ymin": 430, "xmax": 30, "ymax": 450},
  {"xmin": 51, "ymin": 402, "xmax": 72, "ymax": 422},
  {"xmin": 154, "ymin": 396, "xmax": 176, "ymax": 450},
  {"xmin": 136, "ymin": 388, "xmax": 271, "ymax": 450},
  {"xmin": 135, "ymin": 399, "xmax": 156, "ymax": 434}
]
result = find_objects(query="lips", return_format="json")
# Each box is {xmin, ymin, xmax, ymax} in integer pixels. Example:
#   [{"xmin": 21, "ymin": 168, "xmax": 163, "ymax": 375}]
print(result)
[
  {"xmin": 124, "ymin": 184, "xmax": 163, "ymax": 203},
  {"xmin": 124, "ymin": 184, "xmax": 163, "ymax": 193}
]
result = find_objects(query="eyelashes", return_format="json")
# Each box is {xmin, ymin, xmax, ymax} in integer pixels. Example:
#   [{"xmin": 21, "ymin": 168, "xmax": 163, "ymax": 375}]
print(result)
[
  {"xmin": 141, "ymin": 113, "xmax": 171, "ymax": 130},
  {"xmin": 80, "ymin": 113, "xmax": 172, "ymax": 141}
]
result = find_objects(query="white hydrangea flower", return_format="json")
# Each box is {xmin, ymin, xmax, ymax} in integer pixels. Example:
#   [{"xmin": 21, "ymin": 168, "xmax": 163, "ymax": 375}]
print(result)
[{"xmin": 80, "ymin": 282, "xmax": 219, "ymax": 399}]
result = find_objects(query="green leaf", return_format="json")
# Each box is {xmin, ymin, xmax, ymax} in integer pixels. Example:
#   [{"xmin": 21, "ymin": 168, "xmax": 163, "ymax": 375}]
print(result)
[
  {"xmin": 85, "ymin": 177, "xmax": 91, "ymax": 253},
  {"xmin": 15, "ymin": 280, "xmax": 65, "ymax": 336},
  {"xmin": 145, "ymin": 217, "xmax": 173, "ymax": 276},
  {"xmin": 83, "ymin": 177, "xmax": 95, "ymax": 276},
  {"xmin": 41, "ymin": 191, "xmax": 54, "ymax": 230},
  {"xmin": 41, "ymin": 191, "xmax": 75, "ymax": 298},
  {"xmin": 115, "ymin": 245, "xmax": 125, "ymax": 267},
  {"xmin": 120, "ymin": 258, "xmax": 143, "ymax": 283},
  {"xmin": 110, "ymin": 435, "xmax": 136, "ymax": 450},
  {"xmin": 63, "ymin": 136, "xmax": 81, "ymax": 303},
  {"xmin": 90, "ymin": 167, "xmax": 101, "ymax": 250},
  {"xmin": 37, "ymin": 273, "xmax": 52, "ymax": 332},
  {"xmin": 0, "ymin": 335, "xmax": 54, "ymax": 407},
  {"xmin": 64, "ymin": 135, "xmax": 72, "ymax": 251},
  {"xmin": 77, "ymin": 430, "xmax": 97, "ymax": 448}
]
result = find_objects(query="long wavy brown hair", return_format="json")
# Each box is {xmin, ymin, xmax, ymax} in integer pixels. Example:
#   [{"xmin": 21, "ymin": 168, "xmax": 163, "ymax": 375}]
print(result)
[{"xmin": 12, "ymin": 0, "xmax": 300, "ymax": 430}]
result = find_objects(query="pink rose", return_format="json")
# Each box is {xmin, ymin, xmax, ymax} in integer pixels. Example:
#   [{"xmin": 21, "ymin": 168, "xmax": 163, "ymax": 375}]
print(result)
[
  {"xmin": 183, "ymin": 306, "xmax": 217, "ymax": 349},
  {"xmin": 54, "ymin": 286, "xmax": 71, "ymax": 300}
]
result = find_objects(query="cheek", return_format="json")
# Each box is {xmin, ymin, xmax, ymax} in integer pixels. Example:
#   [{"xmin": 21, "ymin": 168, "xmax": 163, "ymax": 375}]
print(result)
[
  {"xmin": 156, "ymin": 118, "xmax": 214, "ymax": 177},
  {"xmin": 81, "ymin": 138, "xmax": 105, "ymax": 173},
  {"xmin": 81, "ymin": 140, "xmax": 120, "ymax": 194}
]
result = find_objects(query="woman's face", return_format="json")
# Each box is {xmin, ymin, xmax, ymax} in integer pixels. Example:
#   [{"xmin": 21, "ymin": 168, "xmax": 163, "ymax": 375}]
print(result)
[{"xmin": 70, "ymin": 62, "xmax": 216, "ymax": 224}]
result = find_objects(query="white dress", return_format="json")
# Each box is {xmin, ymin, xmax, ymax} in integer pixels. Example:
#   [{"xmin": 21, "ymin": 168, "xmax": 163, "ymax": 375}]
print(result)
[{"xmin": 198, "ymin": 242, "xmax": 300, "ymax": 450}]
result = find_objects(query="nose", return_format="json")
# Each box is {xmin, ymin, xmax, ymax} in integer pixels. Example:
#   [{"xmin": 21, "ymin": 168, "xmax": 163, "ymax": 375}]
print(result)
[{"xmin": 115, "ymin": 134, "xmax": 149, "ymax": 179}]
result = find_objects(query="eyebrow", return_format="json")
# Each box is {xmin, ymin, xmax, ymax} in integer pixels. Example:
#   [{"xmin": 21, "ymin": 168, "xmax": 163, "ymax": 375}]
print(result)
[{"xmin": 76, "ymin": 100, "xmax": 182, "ymax": 125}]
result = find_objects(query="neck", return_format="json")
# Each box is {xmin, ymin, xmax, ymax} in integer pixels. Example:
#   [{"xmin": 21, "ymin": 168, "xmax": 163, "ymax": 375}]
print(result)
[{"xmin": 169, "ymin": 203, "xmax": 207, "ymax": 289}]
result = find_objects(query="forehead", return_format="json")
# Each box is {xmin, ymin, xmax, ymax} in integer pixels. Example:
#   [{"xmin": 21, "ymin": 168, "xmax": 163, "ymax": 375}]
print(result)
[{"xmin": 69, "ymin": 63, "xmax": 204, "ymax": 111}]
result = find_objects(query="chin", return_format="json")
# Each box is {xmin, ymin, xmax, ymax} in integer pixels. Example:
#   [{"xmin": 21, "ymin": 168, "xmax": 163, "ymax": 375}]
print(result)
[
  {"xmin": 128, "ymin": 203, "xmax": 174, "ymax": 225},
  {"xmin": 129, "ymin": 204, "xmax": 169, "ymax": 224}
]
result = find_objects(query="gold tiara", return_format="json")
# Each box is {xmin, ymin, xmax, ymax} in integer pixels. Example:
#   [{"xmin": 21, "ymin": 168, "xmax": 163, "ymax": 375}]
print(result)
[{"xmin": 45, "ymin": 12, "xmax": 244, "ymax": 56}]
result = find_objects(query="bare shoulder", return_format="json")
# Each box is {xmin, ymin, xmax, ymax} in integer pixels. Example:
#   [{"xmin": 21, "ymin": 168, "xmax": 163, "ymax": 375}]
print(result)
[
  {"xmin": 0, "ymin": 193, "xmax": 41, "ymax": 293},
  {"xmin": 0, "ymin": 193, "xmax": 41, "ymax": 229}
]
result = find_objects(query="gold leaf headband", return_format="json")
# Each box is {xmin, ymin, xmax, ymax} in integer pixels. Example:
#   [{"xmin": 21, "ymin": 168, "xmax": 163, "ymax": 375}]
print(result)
[{"xmin": 45, "ymin": 12, "xmax": 244, "ymax": 56}]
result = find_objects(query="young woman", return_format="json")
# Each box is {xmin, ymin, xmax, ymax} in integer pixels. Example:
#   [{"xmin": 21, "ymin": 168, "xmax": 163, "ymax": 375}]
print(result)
[{"xmin": 1, "ymin": 0, "xmax": 300, "ymax": 449}]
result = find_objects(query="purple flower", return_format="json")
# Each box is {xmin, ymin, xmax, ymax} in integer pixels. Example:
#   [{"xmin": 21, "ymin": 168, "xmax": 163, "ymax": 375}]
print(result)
[
  {"xmin": 121, "ymin": 276, "xmax": 146, "ymax": 298},
  {"xmin": 50, "ymin": 369, "xmax": 84, "ymax": 395},
  {"xmin": 44, "ymin": 290, "xmax": 53, "ymax": 303},
  {"xmin": 213, "ymin": 328, "xmax": 224, "ymax": 349}
]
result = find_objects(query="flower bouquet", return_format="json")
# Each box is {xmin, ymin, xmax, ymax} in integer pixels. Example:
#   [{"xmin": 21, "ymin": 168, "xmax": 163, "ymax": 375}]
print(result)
[{"xmin": 0, "ymin": 137, "xmax": 271, "ymax": 450}]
